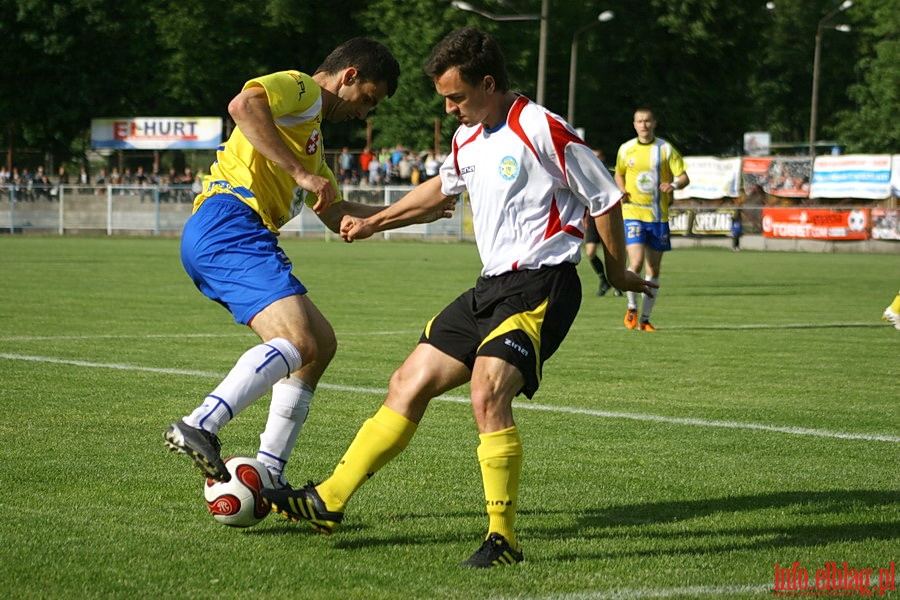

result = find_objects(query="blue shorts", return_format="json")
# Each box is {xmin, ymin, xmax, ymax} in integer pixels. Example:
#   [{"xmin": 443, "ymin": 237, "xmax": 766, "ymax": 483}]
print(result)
[
  {"xmin": 624, "ymin": 220, "xmax": 671, "ymax": 252},
  {"xmin": 180, "ymin": 194, "xmax": 306, "ymax": 325}
]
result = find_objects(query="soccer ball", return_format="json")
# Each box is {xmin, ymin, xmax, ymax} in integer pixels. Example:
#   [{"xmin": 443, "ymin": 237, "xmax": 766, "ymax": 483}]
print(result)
[{"xmin": 203, "ymin": 456, "xmax": 275, "ymax": 527}]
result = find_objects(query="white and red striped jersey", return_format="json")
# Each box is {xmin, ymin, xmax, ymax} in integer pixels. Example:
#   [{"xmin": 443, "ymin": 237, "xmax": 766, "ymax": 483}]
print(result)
[{"xmin": 440, "ymin": 95, "xmax": 621, "ymax": 277}]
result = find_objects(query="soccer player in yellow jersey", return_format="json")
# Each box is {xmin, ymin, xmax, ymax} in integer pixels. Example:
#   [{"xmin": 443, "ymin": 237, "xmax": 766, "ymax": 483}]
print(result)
[
  {"xmin": 164, "ymin": 38, "xmax": 453, "ymax": 489},
  {"xmin": 615, "ymin": 108, "xmax": 689, "ymax": 331},
  {"xmin": 883, "ymin": 291, "xmax": 900, "ymax": 330}
]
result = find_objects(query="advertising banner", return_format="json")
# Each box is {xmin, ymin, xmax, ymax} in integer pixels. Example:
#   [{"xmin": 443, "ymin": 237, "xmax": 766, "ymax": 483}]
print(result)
[
  {"xmin": 690, "ymin": 209, "xmax": 737, "ymax": 236},
  {"xmin": 809, "ymin": 154, "xmax": 892, "ymax": 200},
  {"xmin": 742, "ymin": 157, "xmax": 812, "ymax": 198},
  {"xmin": 870, "ymin": 208, "xmax": 900, "ymax": 241},
  {"xmin": 762, "ymin": 207, "xmax": 869, "ymax": 240},
  {"xmin": 674, "ymin": 156, "xmax": 741, "ymax": 200},
  {"xmin": 91, "ymin": 117, "xmax": 223, "ymax": 150},
  {"xmin": 669, "ymin": 209, "xmax": 692, "ymax": 236},
  {"xmin": 893, "ymin": 155, "xmax": 900, "ymax": 198}
]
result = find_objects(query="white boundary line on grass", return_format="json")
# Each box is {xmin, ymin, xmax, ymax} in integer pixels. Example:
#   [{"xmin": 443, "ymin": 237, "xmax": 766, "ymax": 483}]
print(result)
[
  {"xmin": 2, "ymin": 352, "xmax": 898, "ymax": 444},
  {"xmin": 516, "ymin": 582, "xmax": 772, "ymax": 600}
]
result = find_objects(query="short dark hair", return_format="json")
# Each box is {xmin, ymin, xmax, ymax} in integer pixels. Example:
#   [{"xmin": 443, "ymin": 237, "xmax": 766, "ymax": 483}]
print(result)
[
  {"xmin": 424, "ymin": 27, "xmax": 509, "ymax": 92},
  {"xmin": 315, "ymin": 38, "xmax": 401, "ymax": 97}
]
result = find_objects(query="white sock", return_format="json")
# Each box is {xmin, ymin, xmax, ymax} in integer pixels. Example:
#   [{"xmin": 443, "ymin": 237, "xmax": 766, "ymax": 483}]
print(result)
[
  {"xmin": 257, "ymin": 376, "xmax": 313, "ymax": 486},
  {"xmin": 184, "ymin": 338, "xmax": 302, "ymax": 435},
  {"xmin": 641, "ymin": 277, "xmax": 660, "ymax": 321},
  {"xmin": 626, "ymin": 295, "xmax": 639, "ymax": 311}
]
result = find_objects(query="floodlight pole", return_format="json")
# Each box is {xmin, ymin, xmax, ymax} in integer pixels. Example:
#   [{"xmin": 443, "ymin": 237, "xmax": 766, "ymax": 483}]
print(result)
[
  {"xmin": 808, "ymin": 0, "xmax": 853, "ymax": 157},
  {"xmin": 567, "ymin": 10, "xmax": 614, "ymax": 126},
  {"xmin": 451, "ymin": 0, "xmax": 546, "ymax": 104}
]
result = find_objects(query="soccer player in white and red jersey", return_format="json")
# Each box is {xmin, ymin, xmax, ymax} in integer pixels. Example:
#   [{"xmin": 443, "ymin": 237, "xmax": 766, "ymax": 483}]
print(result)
[
  {"xmin": 265, "ymin": 27, "xmax": 656, "ymax": 568},
  {"xmin": 614, "ymin": 108, "xmax": 689, "ymax": 332}
]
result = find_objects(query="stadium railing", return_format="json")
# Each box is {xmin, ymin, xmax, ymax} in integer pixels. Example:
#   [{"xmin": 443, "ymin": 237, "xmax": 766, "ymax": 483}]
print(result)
[
  {"xmin": 2, "ymin": 184, "xmax": 898, "ymax": 254},
  {"xmin": 0, "ymin": 184, "xmax": 468, "ymax": 240}
]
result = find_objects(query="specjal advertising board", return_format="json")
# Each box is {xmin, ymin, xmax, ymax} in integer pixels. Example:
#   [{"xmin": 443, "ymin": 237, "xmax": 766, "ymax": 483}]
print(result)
[{"xmin": 91, "ymin": 117, "xmax": 223, "ymax": 150}]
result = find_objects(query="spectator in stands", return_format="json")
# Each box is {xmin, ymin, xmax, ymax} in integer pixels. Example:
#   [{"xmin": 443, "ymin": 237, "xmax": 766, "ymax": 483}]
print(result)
[
  {"xmin": 33, "ymin": 167, "xmax": 51, "ymax": 200},
  {"xmin": 423, "ymin": 152, "xmax": 440, "ymax": 180},
  {"xmin": 396, "ymin": 152, "xmax": 412, "ymax": 185},
  {"xmin": 94, "ymin": 168, "xmax": 107, "ymax": 195},
  {"xmin": 368, "ymin": 153, "xmax": 382, "ymax": 185},
  {"xmin": 359, "ymin": 146, "xmax": 375, "ymax": 177},
  {"xmin": 614, "ymin": 107, "xmax": 689, "ymax": 332},
  {"xmin": 78, "ymin": 167, "xmax": 90, "ymax": 193},
  {"xmin": 339, "ymin": 146, "xmax": 356, "ymax": 184},
  {"xmin": 378, "ymin": 147, "xmax": 392, "ymax": 183}
]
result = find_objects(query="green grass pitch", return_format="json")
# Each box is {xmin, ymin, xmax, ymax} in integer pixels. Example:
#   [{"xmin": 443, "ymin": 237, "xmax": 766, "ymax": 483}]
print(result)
[{"xmin": 0, "ymin": 236, "xmax": 897, "ymax": 599}]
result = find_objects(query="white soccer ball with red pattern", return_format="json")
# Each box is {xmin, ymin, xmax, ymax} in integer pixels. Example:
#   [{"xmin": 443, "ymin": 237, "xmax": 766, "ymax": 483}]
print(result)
[{"xmin": 203, "ymin": 456, "xmax": 275, "ymax": 527}]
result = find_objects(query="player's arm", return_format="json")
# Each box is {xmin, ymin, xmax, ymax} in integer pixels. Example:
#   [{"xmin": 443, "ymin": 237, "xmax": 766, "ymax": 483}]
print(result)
[
  {"xmin": 339, "ymin": 177, "xmax": 457, "ymax": 242},
  {"xmin": 660, "ymin": 172, "xmax": 690, "ymax": 193},
  {"xmin": 593, "ymin": 205, "xmax": 657, "ymax": 296},
  {"xmin": 614, "ymin": 171, "xmax": 629, "ymax": 199},
  {"xmin": 228, "ymin": 85, "xmax": 336, "ymax": 214}
]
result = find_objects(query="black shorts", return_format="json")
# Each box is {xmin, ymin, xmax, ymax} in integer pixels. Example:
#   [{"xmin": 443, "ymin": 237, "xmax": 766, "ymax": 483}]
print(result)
[{"xmin": 419, "ymin": 262, "xmax": 581, "ymax": 399}]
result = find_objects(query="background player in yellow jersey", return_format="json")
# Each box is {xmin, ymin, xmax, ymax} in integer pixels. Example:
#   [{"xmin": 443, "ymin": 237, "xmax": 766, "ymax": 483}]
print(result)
[
  {"xmin": 614, "ymin": 108, "xmax": 689, "ymax": 331},
  {"xmin": 163, "ymin": 38, "xmax": 453, "ymax": 488},
  {"xmin": 883, "ymin": 290, "xmax": 900, "ymax": 330}
]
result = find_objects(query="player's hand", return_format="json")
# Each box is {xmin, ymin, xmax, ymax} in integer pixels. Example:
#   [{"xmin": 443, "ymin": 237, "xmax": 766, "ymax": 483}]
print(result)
[
  {"xmin": 296, "ymin": 172, "xmax": 337, "ymax": 214},
  {"xmin": 340, "ymin": 215, "xmax": 376, "ymax": 243},
  {"xmin": 617, "ymin": 271, "xmax": 659, "ymax": 298},
  {"xmin": 411, "ymin": 197, "xmax": 457, "ymax": 224}
]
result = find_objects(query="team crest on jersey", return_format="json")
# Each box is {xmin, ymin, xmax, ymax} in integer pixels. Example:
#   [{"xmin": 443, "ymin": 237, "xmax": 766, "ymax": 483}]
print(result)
[
  {"xmin": 498, "ymin": 155, "xmax": 519, "ymax": 180},
  {"xmin": 635, "ymin": 170, "xmax": 657, "ymax": 194},
  {"xmin": 306, "ymin": 129, "xmax": 320, "ymax": 155}
]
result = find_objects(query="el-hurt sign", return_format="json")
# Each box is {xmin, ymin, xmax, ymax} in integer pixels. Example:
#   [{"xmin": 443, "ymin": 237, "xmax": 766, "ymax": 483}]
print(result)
[{"xmin": 91, "ymin": 117, "xmax": 223, "ymax": 150}]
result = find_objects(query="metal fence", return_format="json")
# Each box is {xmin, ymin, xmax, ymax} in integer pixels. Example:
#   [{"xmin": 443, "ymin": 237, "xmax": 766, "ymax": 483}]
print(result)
[
  {"xmin": 3, "ymin": 184, "xmax": 898, "ymax": 254},
  {"xmin": 0, "ymin": 184, "xmax": 469, "ymax": 240}
]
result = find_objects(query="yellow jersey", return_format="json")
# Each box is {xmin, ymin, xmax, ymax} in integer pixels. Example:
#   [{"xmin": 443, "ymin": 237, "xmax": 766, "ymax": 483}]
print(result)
[
  {"xmin": 615, "ymin": 137, "xmax": 685, "ymax": 223},
  {"xmin": 193, "ymin": 70, "xmax": 339, "ymax": 233}
]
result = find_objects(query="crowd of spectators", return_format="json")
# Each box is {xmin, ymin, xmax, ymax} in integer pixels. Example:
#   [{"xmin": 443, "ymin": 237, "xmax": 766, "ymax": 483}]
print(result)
[
  {"xmin": 0, "ymin": 165, "xmax": 203, "ymax": 202},
  {"xmin": 338, "ymin": 145, "xmax": 445, "ymax": 187},
  {"xmin": 0, "ymin": 145, "xmax": 445, "ymax": 204}
]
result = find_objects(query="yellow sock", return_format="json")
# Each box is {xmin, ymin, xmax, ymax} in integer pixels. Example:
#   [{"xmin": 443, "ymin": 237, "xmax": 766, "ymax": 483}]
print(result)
[
  {"xmin": 477, "ymin": 426, "xmax": 523, "ymax": 549},
  {"xmin": 891, "ymin": 293, "xmax": 900, "ymax": 314},
  {"xmin": 318, "ymin": 405, "xmax": 417, "ymax": 511}
]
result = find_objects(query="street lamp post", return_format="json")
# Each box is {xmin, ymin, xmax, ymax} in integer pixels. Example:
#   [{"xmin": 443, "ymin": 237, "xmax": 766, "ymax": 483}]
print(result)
[
  {"xmin": 567, "ymin": 10, "xmax": 614, "ymax": 126},
  {"xmin": 809, "ymin": 0, "xmax": 853, "ymax": 157},
  {"xmin": 451, "ymin": 0, "xmax": 547, "ymax": 105}
]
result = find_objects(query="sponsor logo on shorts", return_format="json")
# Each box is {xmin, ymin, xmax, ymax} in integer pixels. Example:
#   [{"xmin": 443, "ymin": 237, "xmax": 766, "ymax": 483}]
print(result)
[{"xmin": 504, "ymin": 338, "xmax": 529, "ymax": 357}]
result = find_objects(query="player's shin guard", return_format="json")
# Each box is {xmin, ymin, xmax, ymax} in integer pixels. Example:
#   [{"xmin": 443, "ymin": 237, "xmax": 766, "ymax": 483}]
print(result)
[
  {"xmin": 318, "ymin": 405, "xmax": 417, "ymax": 511},
  {"xmin": 641, "ymin": 277, "xmax": 660, "ymax": 320},
  {"xmin": 477, "ymin": 426, "xmax": 523, "ymax": 548},
  {"xmin": 185, "ymin": 338, "xmax": 302, "ymax": 434},
  {"xmin": 257, "ymin": 376, "xmax": 313, "ymax": 485},
  {"xmin": 626, "ymin": 270, "xmax": 640, "ymax": 310}
]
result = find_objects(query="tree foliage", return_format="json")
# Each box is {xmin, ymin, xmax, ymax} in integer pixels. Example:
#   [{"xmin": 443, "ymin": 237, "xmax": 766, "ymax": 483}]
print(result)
[
  {"xmin": 834, "ymin": 0, "xmax": 900, "ymax": 152},
  {"xmin": 1, "ymin": 0, "xmax": 896, "ymax": 171}
]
